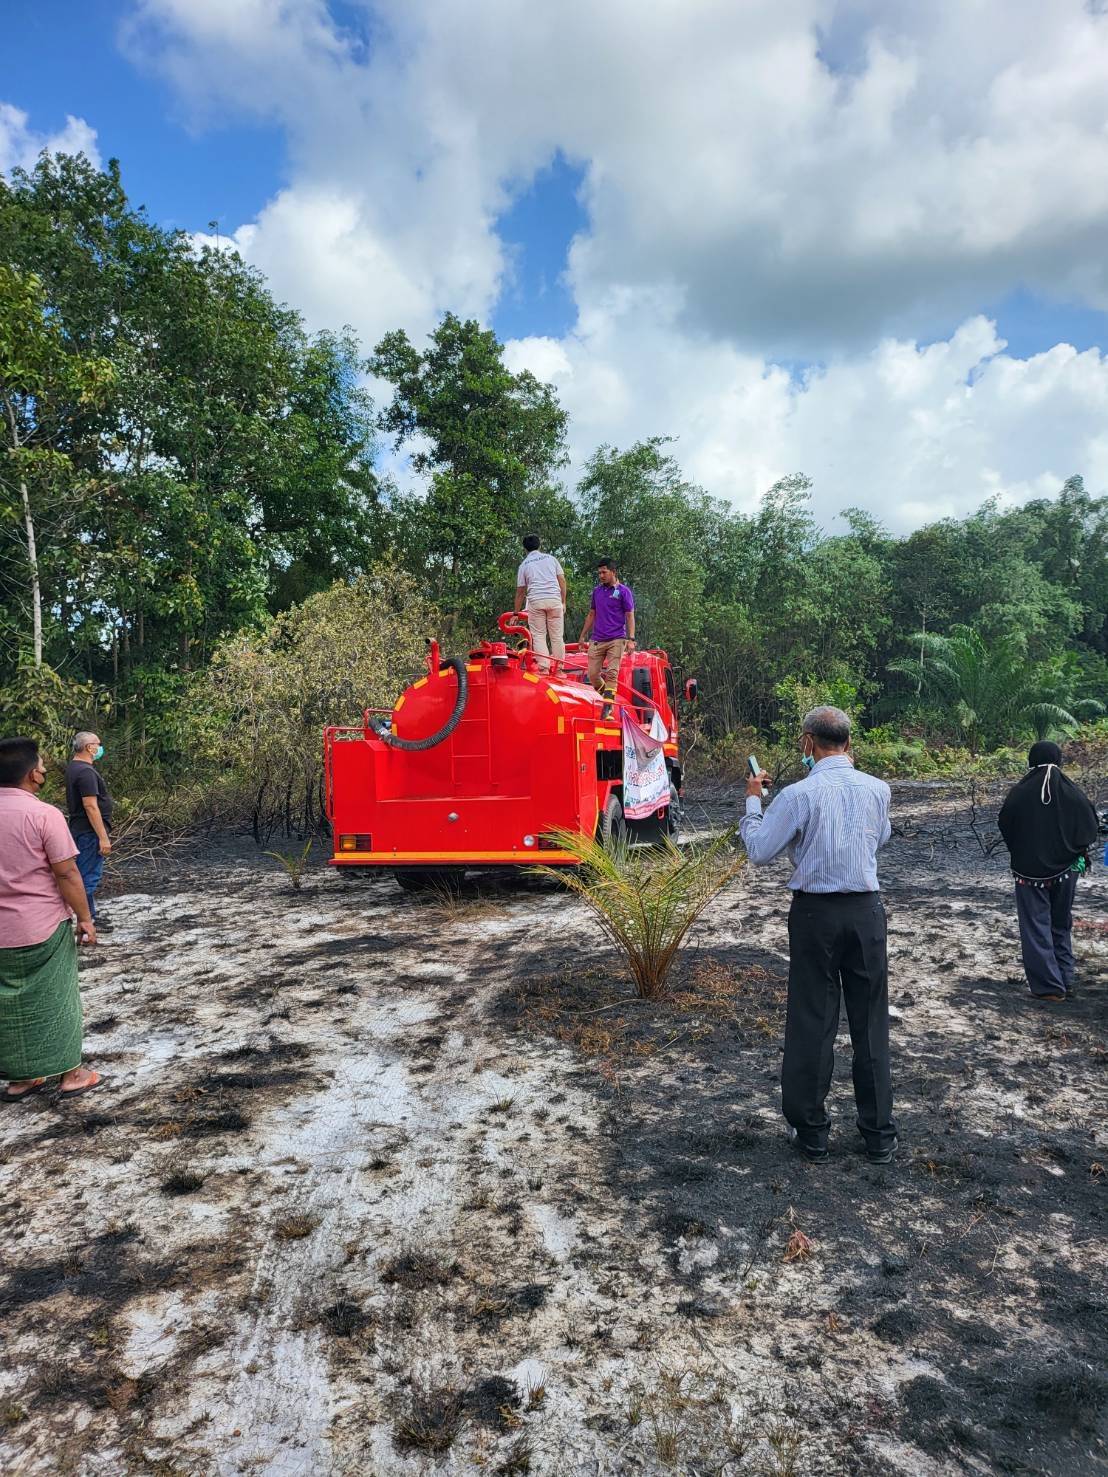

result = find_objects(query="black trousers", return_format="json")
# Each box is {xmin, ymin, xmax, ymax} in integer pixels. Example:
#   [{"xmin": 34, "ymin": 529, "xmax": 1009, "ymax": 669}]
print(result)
[
  {"xmin": 783, "ymin": 891, "xmax": 896, "ymax": 1153},
  {"xmin": 1014, "ymin": 872, "xmax": 1077, "ymax": 997}
]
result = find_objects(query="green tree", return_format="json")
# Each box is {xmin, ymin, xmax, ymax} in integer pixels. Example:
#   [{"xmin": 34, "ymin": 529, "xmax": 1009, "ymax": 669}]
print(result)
[
  {"xmin": 574, "ymin": 439, "xmax": 720, "ymax": 660},
  {"xmin": 370, "ymin": 313, "xmax": 568, "ymax": 629},
  {"xmin": 0, "ymin": 152, "xmax": 380, "ymax": 748},
  {"xmin": 0, "ymin": 262, "xmax": 113, "ymax": 666}
]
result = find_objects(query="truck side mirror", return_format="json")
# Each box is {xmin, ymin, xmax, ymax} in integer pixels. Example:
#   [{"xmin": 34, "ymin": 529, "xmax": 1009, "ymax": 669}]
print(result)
[{"xmin": 684, "ymin": 678, "xmax": 698, "ymax": 702}]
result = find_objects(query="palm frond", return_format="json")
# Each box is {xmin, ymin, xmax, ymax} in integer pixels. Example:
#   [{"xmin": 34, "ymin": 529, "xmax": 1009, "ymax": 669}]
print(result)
[
  {"xmin": 1026, "ymin": 703, "xmax": 1080, "ymax": 741},
  {"xmin": 534, "ymin": 829, "xmax": 744, "ymax": 999}
]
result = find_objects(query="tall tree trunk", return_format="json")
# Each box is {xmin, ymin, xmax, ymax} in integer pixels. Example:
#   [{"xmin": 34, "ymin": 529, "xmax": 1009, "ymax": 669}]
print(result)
[
  {"xmin": 20, "ymin": 475, "xmax": 43, "ymax": 667},
  {"xmin": 2, "ymin": 398, "xmax": 43, "ymax": 666}
]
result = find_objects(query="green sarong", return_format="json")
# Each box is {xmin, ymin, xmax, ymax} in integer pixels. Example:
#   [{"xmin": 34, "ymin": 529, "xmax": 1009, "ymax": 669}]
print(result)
[{"xmin": 0, "ymin": 919, "xmax": 82, "ymax": 1080}]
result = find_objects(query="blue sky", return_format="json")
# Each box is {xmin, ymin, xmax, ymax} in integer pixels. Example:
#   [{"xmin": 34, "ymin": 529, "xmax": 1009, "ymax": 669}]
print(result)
[
  {"xmin": 4, "ymin": 2, "xmax": 1108, "ymax": 526},
  {"xmin": 6, "ymin": 2, "xmax": 286, "ymax": 231},
  {"xmin": 5, "ymin": 0, "xmax": 584, "ymax": 340}
]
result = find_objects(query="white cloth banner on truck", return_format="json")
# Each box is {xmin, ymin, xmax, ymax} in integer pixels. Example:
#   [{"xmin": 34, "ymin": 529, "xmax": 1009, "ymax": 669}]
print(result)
[{"xmin": 621, "ymin": 708, "xmax": 671, "ymax": 820}]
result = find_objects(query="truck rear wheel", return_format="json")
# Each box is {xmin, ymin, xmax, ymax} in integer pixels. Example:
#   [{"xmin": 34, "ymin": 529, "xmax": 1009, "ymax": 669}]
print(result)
[
  {"xmin": 599, "ymin": 793, "xmax": 628, "ymax": 848},
  {"xmin": 662, "ymin": 781, "xmax": 682, "ymax": 837}
]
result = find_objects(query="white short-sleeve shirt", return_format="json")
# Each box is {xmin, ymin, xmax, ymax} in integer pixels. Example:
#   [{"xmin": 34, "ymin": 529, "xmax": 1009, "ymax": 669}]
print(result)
[{"xmin": 516, "ymin": 550, "xmax": 564, "ymax": 603}]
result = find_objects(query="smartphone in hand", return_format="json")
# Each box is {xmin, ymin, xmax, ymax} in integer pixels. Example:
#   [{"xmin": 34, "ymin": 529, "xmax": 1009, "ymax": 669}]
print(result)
[{"xmin": 747, "ymin": 755, "xmax": 761, "ymax": 778}]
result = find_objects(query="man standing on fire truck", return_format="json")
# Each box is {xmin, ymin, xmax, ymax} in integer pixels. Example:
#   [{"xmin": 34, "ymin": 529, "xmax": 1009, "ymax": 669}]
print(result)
[
  {"xmin": 579, "ymin": 558, "xmax": 635, "ymax": 697},
  {"xmin": 514, "ymin": 534, "xmax": 567, "ymax": 673}
]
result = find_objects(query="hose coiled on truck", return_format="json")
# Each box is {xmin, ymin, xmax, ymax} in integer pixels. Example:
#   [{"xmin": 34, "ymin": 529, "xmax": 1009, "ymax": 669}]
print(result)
[{"xmin": 379, "ymin": 658, "xmax": 468, "ymax": 751}]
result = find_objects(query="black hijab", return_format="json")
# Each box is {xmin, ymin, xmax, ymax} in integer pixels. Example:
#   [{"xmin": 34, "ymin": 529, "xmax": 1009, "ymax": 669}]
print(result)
[{"xmin": 997, "ymin": 747, "xmax": 1098, "ymax": 881}]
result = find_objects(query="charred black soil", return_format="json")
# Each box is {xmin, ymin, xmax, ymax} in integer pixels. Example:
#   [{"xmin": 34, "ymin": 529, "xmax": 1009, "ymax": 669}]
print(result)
[{"xmin": 1, "ymin": 782, "xmax": 1104, "ymax": 1475}]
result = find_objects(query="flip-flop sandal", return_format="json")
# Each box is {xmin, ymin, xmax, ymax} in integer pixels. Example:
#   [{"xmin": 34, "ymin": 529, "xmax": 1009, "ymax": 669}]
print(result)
[
  {"xmin": 55, "ymin": 1075, "xmax": 104, "ymax": 1100},
  {"xmin": 1, "ymin": 1079, "xmax": 48, "ymax": 1104}
]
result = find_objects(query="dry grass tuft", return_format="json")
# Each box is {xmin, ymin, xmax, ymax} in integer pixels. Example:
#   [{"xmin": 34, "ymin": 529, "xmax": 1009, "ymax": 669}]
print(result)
[
  {"xmin": 160, "ymin": 1168, "xmax": 205, "ymax": 1197},
  {"xmin": 555, "ymin": 1019, "xmax": 628, "ymax": 1056},
  {"xmin": 783, "ymin": 1230, "xmax": 814, "ymax": 1264},
  {"xmin": 524, "ymin": 1375, "xmax": 547, "ymax": 1410},
  {"xmin": 765, "ymin": 1417, "xmax": 806, "ymax": 1476},
  {"xmin": 393, "ymin": 1385, "xmax": 464, "ymax": 1454},
  {"xmin": 274, "ymin": 1214, "xmax": 319, "ymax": 1242},
  {"xmin": 381, "ymin": 1249, "xmax": 457, "ymax": 1290},
  {"xmin": 497, "ymin": 1435, "xmax": 533, "ymax": 1474}
]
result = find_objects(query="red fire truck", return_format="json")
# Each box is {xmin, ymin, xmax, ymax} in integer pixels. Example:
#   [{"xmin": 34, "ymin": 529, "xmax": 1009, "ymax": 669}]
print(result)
[{"xmin": 324, "ymin": 612, "xmax": 694, "ymax": 888}]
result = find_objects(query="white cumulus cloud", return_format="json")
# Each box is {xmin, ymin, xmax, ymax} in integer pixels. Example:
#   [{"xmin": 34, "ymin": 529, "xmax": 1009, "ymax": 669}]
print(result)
[
  {"xmin": 507, "ymin": 306, "xmax": 1108, "ymax": 531},
  {"xmin": 0, "ymin": 103, "xmax": 101, "ymax": 176},
  {"xmin": 106, "ymin": 2, "xmax": 1108, "ymax": 522}
]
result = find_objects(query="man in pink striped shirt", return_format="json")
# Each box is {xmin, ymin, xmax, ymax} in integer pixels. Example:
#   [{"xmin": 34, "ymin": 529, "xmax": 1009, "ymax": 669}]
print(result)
[{"xmin": 0, "ymin": 736, "xmax": 100, "ymax": 1101}]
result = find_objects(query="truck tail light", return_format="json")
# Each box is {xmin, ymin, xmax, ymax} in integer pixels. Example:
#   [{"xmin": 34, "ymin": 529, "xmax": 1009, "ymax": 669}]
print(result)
[{"xmin": 338, "ymin": 833, "xmax": 371, "ymax": 852}]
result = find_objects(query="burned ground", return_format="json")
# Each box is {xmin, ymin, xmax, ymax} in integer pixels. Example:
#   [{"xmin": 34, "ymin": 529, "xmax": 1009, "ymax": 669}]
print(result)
[{"xmin": 0, "ymin": 783, "xmax": 1105, "ymax": 1475}]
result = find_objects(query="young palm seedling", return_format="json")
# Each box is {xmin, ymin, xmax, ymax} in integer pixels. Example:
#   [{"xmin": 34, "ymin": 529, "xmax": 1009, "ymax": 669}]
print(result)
[
  {"xmin": 264, "ymin": 837, "xmax": 314, "ymax": 891},
  {"xmin": 535, "ymin": 828, "xmax": 743, "ymax": 999}
]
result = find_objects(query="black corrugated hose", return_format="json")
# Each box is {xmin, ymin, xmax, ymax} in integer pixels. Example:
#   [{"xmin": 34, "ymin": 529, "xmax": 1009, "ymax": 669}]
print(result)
[{"xmin": 379, "ymin": 658, "xmax": 468, "ymax": 750}]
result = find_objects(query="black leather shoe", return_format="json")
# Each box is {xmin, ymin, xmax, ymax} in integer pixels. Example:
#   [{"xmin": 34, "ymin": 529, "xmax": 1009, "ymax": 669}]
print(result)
[
  {"xmin": 866, "ymin": 1135, "xmax": 899, "ymax": 1165},
  {"xmin": 787, "ymin": 1126, "xmax": 828, "ymax": 1163}
]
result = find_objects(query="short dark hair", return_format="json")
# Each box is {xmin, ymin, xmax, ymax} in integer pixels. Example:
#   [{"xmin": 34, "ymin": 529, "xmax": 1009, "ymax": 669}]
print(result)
[
  {"xmin": 597, "ymin": 557, "xmax": 617, "ymax": 572},
  {"xmin": 522, "ymin": 534, "xmax": 541, "ymax": 552},
  {"xmin": 0, "ymin": 736, "xmax": 41, "ymax": 787}
]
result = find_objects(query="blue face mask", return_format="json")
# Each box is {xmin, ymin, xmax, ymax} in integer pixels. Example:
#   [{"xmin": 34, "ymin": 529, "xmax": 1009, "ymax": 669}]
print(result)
[
  {"xmin": 94, "ymin": 745, "xmax": 104, "ymax": 761},
  {"xmin": 801, "ymin": 750, "xmax": 815, "ymax": 772}
]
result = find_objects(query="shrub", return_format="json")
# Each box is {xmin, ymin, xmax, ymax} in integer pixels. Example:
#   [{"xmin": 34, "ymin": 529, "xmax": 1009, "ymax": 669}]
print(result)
[
  {"xmin": 774, "ymin": 672, "xmax": 863, "ymax": 738},
  {"xmin": 193, "ymin": 565, "xmax": 442, "ymax": 840}
]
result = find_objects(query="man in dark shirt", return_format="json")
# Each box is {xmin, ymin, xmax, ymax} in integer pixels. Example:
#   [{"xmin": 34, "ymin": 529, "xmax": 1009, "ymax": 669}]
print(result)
[{"xmin": 66, "ymin": 731, "xmax": 113, "ymax": 923}]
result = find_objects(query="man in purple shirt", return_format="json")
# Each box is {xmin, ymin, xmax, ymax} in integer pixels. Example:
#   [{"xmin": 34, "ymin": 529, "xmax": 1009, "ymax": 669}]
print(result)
[{"xmin": 579, "ymin": 558, "xmax": 636, "ymax": 695}]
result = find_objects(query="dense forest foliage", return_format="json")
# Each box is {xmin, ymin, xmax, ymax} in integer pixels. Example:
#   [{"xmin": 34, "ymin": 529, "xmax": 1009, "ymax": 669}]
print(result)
[{"xmin": 1, "ymin": 153, "xmax": 1105, "ymax": 827}]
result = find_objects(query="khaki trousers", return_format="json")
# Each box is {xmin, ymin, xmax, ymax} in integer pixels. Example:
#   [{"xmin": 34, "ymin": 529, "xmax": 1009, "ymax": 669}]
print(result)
[
  {"xmin": 527, "ymin": 599, "xmax": 565, "ymax": 670},
  {"xmin": 587, "ymin": 638, "xmax": 625, "ymax": 692}
]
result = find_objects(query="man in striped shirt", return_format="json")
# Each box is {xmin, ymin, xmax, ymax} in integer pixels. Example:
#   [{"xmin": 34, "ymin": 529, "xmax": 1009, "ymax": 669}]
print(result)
[{"xmin": 740, "ymin": 707, "xmax": 897, "ymax": 1165}]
